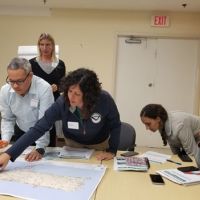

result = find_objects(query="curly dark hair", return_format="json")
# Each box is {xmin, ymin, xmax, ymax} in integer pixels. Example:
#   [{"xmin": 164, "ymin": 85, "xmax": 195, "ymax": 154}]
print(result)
[
  {"xmin": 140, "ymin": 104, "xmax": 168, "ymax": 146},
  {"xmin": 60, "ymin": 68, "xmax": 102, "ymax": 118}
]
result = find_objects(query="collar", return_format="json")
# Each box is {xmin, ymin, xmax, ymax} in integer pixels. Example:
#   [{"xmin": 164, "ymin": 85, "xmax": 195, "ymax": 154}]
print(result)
[
  {"xmin": 69, "ymin": 106, "xmax": 76, "ymax": 113},
  {"xmin": 36, "ymin": 56, "xmax": 59, "ymax": 67}
]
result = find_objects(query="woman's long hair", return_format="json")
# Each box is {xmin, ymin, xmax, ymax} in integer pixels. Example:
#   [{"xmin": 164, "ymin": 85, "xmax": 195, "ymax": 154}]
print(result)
[
  {"xmin": 60, "ymin": 68, "xmax": 102, "ymax": 118},
  {"xmin": 37, "ymin": 33, "xmax": 56, "ymax": 61},
  {"xmin": 140, "ymin": 104, "xmax": 168, "ymax": 146}
]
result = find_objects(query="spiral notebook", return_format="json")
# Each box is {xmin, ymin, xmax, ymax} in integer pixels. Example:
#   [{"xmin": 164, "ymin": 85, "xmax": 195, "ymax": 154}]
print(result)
[{"xmin": 114, "ymin": 156, "xmax": 150, "ymax": 171}]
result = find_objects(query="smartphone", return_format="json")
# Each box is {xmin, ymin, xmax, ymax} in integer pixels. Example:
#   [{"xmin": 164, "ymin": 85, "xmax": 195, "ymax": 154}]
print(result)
[
  {"xmin": 177, "ymin": 166, "xmax": 199, "ymax": 172},
  {"xmin": 150, "ymin": 174, "xmax": 165, "ymax": 185},
  {"xmin": 120, "ymin": 151, "xmax": 139, "ymax": 157},
  {"xmin": 178, "ymin": 150, "xmax": 193, "ymax": 162}
]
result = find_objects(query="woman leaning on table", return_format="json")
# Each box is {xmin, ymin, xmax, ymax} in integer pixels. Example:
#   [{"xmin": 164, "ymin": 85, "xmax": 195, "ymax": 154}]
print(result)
[
  {"xmin": 29, "ymin": 33, "xmax": 66, "ymax": 147},
  {"xmin": 140, "ymin": 103, "xmax": 200, "ymax": 168},
  {"xmin": 0, "ymin": 68, "xmax": 121, "ymax": 170}
]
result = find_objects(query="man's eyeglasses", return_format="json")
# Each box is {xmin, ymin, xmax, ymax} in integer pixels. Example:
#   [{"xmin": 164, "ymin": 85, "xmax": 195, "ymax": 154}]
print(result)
[{"xmin": 6, "ymin": 72, "xmax": 30, "ymax": 86}]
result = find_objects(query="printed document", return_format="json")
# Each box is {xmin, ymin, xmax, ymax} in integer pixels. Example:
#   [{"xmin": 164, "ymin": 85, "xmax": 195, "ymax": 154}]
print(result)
[
  {"xmin": 157, "ymin": 168, "xmax": 200, "ymax": 185},
  {"xmin": 58, "ymin": 146, "xmax": 94, "ymax": 159},
  {"xmin": 0, "ymin": 159, "xmax": 106, "ymax": 200},
  {"xmin": 141, "ymin": 151, "xmax": 171, "ymax": 163}
]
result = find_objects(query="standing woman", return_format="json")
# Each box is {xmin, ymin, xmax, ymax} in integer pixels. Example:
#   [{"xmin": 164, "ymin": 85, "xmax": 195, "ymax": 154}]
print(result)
[
  {"xmin": 140, "ymin": 104, "xmax": 200, "ymax": 168},
  {"xmin": 29, "ymin": 33, "xmax": 66, "ymax": 146}
]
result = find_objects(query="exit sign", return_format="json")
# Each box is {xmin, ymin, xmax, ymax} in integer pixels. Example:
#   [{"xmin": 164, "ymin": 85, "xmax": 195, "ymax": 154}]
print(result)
[{"xmin": 151, "ymin": 15, "xmax": 170, "ymax": 27}]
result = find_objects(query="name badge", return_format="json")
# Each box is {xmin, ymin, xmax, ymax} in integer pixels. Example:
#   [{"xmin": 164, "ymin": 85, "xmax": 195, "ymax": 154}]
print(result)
[
  {"xmin": 30, "ymin": 99, "xmax": 39, "ymax": 108},
  {"xmin": 68, "ymin": 121, "xmax": 79, "ymax": 129}
]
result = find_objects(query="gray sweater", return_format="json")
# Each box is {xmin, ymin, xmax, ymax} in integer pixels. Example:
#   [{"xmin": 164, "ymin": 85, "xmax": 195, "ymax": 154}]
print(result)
[{"xmin": 165, "ymin": 111, "xmax": 200, "ymax": 168}]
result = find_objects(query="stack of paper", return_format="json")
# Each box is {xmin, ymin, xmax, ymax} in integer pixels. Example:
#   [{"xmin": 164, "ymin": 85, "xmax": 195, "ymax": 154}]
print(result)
[
  {"xmin": 141, "ymin": 151, "xmax": 171, "ymax": 163},
  {"xmin": 157, "ymin": 169, "xmax": 200, "ymax": 185},
  {"xmin": 114, "ymin": 156, "xmax": 150, "ymax": 171},
  {"xmin": 21, "ymin": 146, "xmax": 94, "ymax": 160},
  {"xmin": 58, "ymin": 146, "xmax": 94, "ymax": 159}
]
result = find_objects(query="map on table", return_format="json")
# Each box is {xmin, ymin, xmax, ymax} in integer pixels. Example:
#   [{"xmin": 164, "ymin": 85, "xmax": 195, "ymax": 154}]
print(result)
[{"xmin": 0, "ymin": 159, "xmax": 106, "ymax": 200}]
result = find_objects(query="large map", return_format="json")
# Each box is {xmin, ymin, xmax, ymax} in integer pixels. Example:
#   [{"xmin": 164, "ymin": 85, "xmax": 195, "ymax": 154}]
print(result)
[{"xmin": 0, "ymin": 159, "xmax": 106, "ymax": 200}]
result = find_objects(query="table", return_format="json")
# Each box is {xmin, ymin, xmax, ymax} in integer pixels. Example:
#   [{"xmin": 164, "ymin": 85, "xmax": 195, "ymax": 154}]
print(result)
[
  {"xmin": 95, "ymin": 146, "xmax": 200, "ymax": 200},
  {"xmin": 0, "ymin": 146, "xmax": 200, "ymax": 200}
]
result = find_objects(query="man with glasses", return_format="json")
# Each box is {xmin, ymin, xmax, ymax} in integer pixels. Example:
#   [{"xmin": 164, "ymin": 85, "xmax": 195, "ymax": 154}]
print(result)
[{"xmin": 0, "ymin": 57, "xmax": 54, "ymax": 161}]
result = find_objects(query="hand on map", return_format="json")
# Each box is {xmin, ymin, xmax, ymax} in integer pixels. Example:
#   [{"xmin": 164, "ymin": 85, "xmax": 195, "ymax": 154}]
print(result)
[
  {"xmin": 25, "ymin": 149, "xmax": 43, "ymax": 162},
  {"xmin": 0, "ymin": 140, "xmax": 9, "ymax": 148},
  {"xmin": 0, "ymin": 153, "xmax": 11, "ymax": 170},
  {"xmin": 96, "ymin": 151, "xmax": 115, "ymax": 161}
]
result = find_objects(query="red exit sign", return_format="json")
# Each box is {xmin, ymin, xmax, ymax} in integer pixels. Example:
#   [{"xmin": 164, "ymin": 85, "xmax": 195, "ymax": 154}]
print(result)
[{"xmin": 151, "ymin": 15, "xmax": 170, "ymax": 27}]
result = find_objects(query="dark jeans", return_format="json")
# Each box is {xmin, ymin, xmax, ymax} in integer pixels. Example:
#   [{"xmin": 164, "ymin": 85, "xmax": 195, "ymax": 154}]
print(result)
[
  {"xmin": 12, "ymin": 124, "xmax": 57, "ymax": 147},
  {"xmin": 49, "ymin": 125, "xmax": 56, "ymax": 147},
  {"xmin": 12, "ymin": 124, "xmax": 36, "ymax": 146}
]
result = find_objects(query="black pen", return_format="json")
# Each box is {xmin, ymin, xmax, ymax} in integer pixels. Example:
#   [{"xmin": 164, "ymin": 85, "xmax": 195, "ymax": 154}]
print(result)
[
  {"xmin": 100, "ymin": 158, "xmax": 105, "ymax": 165},
  {"xmin": 167, "ymin": 159, "xmax": 182, "ymax": 165}
]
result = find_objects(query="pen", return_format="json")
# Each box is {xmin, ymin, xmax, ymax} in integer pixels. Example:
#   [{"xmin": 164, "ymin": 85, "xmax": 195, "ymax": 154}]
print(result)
[
  {"xmin": 166, "ymin": 159, "xmax": 182, "ymax": 165},
  {"xmin": 100, "ymin": 158, "xmax": 105, "ymax": 165}
]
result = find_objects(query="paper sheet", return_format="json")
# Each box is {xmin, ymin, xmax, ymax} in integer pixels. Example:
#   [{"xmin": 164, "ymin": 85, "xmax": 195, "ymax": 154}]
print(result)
[{"xmin": 141, "ymin": 151, "xmax": 171, "ymax": 163}]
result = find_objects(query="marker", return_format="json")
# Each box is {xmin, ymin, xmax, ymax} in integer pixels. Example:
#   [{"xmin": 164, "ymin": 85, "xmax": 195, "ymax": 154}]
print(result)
[
  {"xmin": 100, "ymin": 158, "xmax": 105, "ymax": 165},
  {"xmin": 167, "ymin": 159, "xmax": 182, "ymax": 165}
]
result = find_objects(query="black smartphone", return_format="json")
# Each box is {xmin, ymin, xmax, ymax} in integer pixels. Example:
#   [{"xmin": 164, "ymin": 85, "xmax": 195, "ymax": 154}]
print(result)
[
  {"xmin": 178, "ymin": 154, "xmax": 193, "ymax": 162},
  {"xmin": 178, "ymin": 150, "xmax": 193, "ymax": 162},
  {"xmin": 177, "ymin": 166, "xmax": 199, "ymax": 172},
  {"xmin": 150, "ymin": 174, "xmax": 165, "ymax": 185},
  {"xmin": 120, "ymin": 151, "xmax": 139, "ymax": 157}
]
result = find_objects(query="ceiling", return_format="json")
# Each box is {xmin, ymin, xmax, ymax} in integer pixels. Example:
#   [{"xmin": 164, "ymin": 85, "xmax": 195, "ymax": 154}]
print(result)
[{"xmin": 0, "ymin": 0, "xmax": 200, "ymax": 12}]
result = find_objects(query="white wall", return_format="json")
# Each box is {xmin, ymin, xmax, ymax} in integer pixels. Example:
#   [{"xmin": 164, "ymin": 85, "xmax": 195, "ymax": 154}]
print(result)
[{"xmin": 0, "ymin": 10, "xmax": 200, "ymax": 96}]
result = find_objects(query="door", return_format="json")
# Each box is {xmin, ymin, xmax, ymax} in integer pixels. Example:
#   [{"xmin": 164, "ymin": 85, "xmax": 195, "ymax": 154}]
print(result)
[{"xmin": 115, "ymin": 36, "xmax": 200, "ymax": 147}]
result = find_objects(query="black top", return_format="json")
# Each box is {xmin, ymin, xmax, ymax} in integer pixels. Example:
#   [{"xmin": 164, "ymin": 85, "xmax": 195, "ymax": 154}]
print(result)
[{"xmin": 29, "ymin": 57, "xmax": 66, "ymax": 100}]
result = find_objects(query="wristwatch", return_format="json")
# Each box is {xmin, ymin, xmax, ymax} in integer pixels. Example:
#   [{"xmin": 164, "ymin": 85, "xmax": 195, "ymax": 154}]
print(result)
[{"xmin": 36, "ymin": 148, "xmax": 45, "ymax": 155}]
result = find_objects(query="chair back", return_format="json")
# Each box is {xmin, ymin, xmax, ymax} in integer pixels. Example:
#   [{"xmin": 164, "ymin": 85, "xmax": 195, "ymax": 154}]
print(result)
[{"xmin": 118, "ymin": 122, "xmax": 136, "ymax": 151}]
